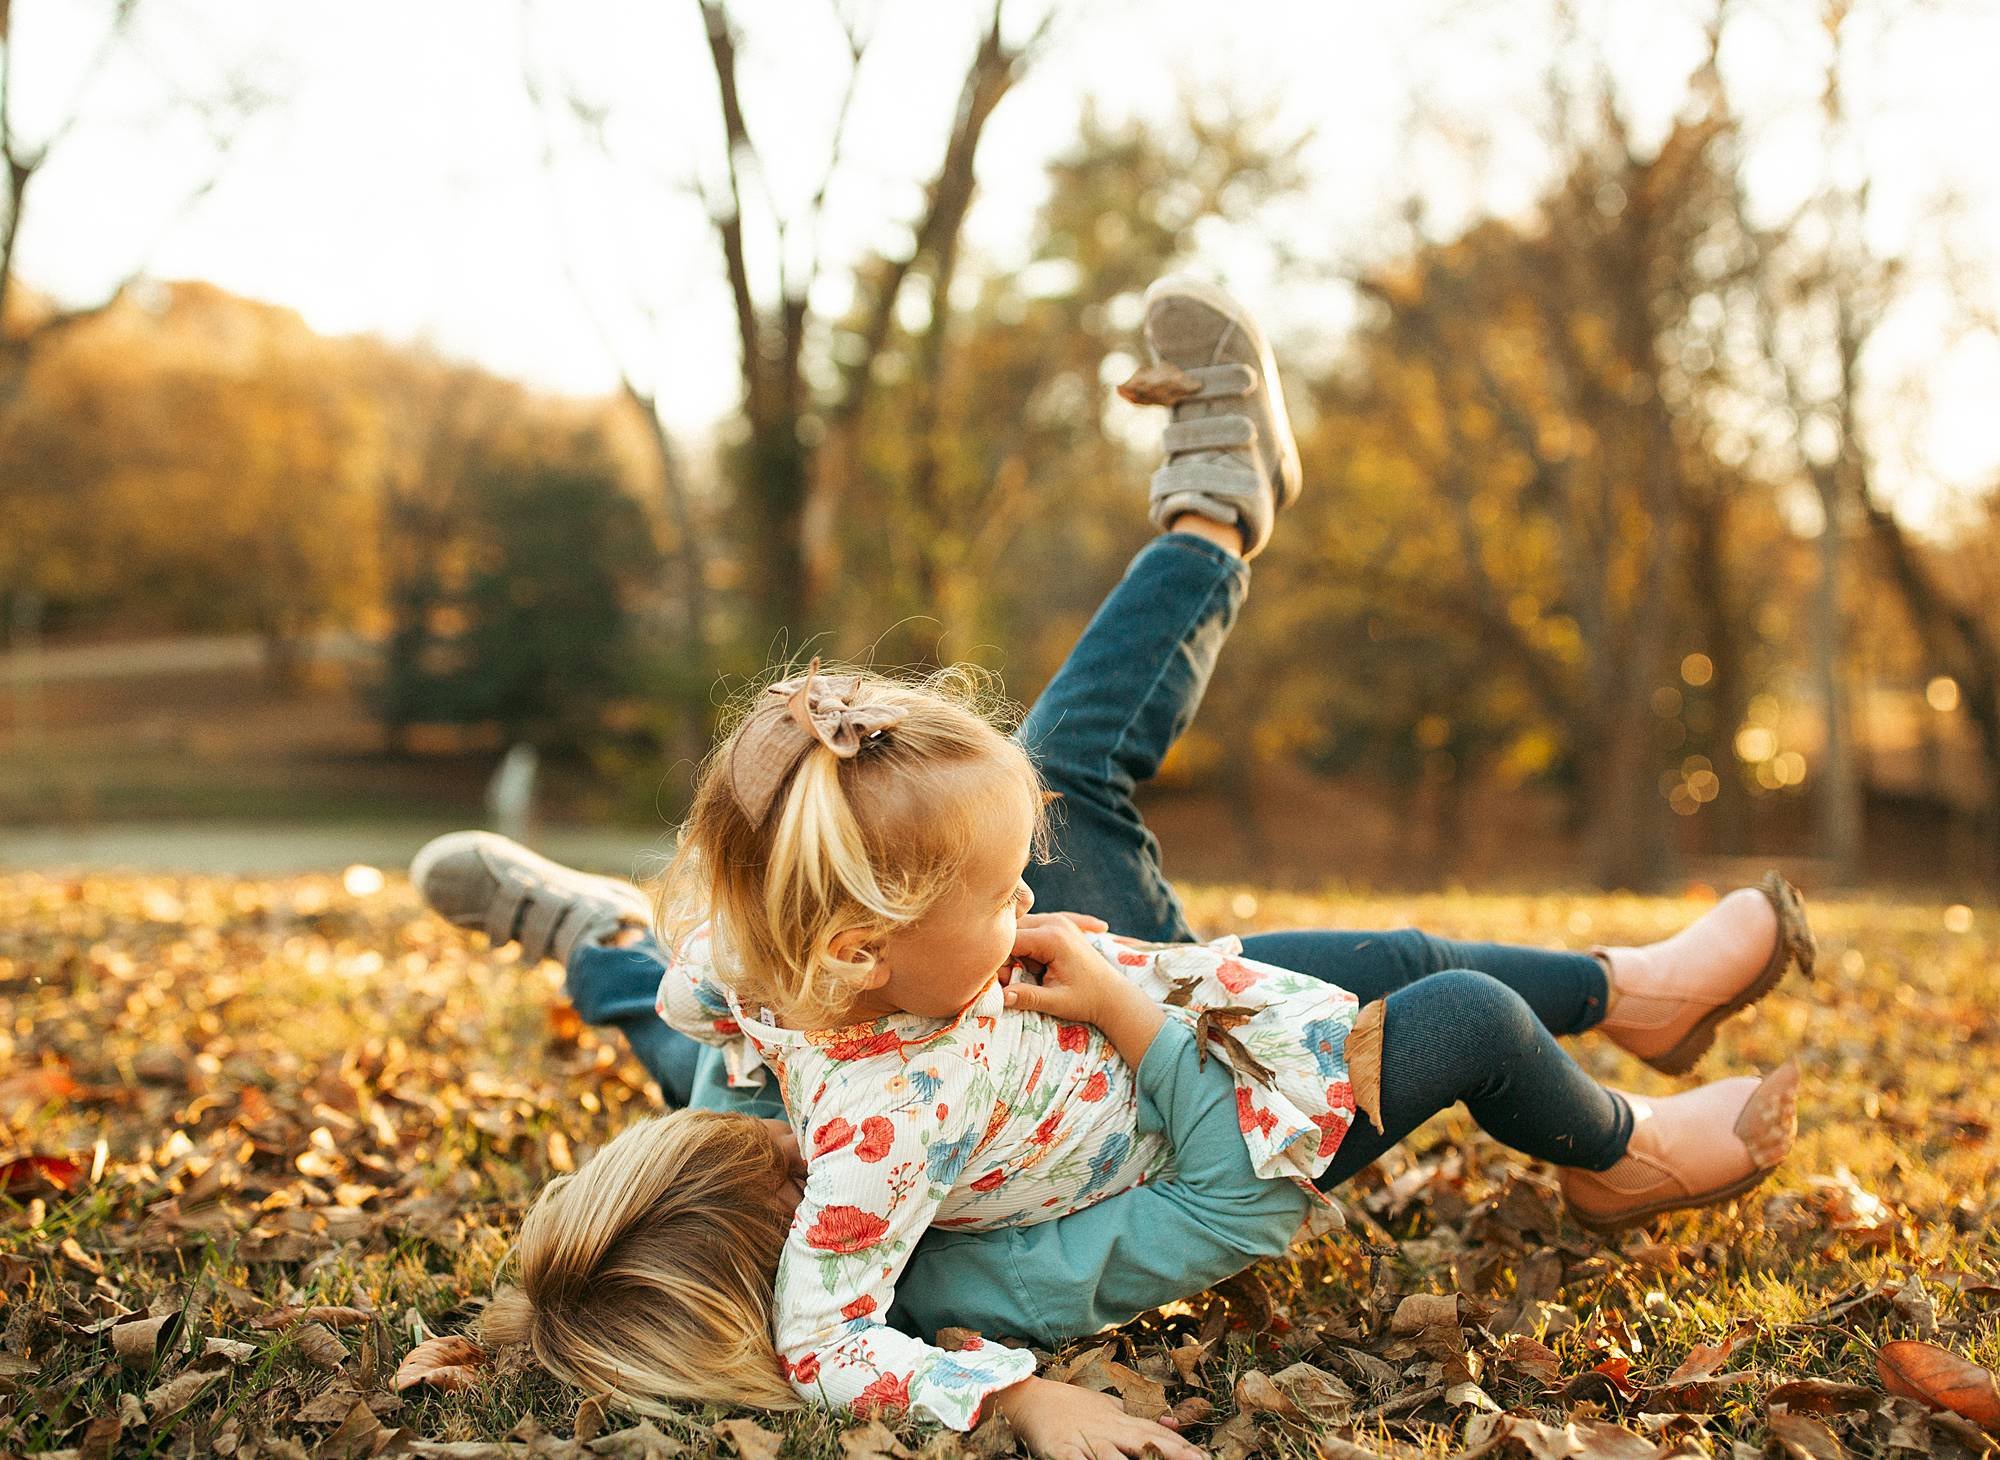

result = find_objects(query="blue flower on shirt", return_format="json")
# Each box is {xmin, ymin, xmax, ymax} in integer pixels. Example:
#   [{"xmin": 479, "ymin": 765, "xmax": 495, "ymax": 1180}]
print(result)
[
  {"xmin": 1303, "ymin": 1015, "xmax": 1346, "ymax": 1077},
  {"xmin": 910, "ymin": 1067, "xmax": 945, "ymax": 1101},
  {"xmin": 926, "ymin": 1131, "xmax": 976, "ymax": 1185},
  {"xmin": 1079, "ymin": 1131, "xmax": 1132, "ymax": 1200}
]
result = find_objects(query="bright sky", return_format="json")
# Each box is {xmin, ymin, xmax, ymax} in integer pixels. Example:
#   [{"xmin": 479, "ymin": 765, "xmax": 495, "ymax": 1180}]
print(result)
[{"xmin": 13, "ymin": 0, "xmax": 2000, "ymax": 527}]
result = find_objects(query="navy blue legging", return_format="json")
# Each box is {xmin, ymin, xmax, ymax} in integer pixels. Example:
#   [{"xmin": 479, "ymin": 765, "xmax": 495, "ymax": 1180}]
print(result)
[{"xmin": 570, "ymin": 534, "xmax": 1632, "ymax": 1175}]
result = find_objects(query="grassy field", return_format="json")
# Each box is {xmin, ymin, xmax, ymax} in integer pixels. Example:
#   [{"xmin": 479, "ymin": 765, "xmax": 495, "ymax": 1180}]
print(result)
[{"xmin": 1, "ymin": 874, "xmax": 1996, "ymax": 1458}]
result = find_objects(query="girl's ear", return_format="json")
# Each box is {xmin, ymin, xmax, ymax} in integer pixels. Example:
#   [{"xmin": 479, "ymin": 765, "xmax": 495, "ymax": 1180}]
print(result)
[{"xmin": 828, "ymin": 927, "xmax": 889, "ymax": 988}]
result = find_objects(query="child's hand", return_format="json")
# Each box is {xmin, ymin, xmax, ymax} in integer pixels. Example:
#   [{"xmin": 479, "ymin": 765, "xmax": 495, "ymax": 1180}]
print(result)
[
  {"xmin": 991, "ymin": 1377, "xmax": 1204, "ymax": 1460},
  {"xmin": 1016, "ymin": 910, "xmax": 1111, "ymax": 936},
  {"xmin": 1004, "ymin": 921, "xmax": 1164, "ymax": 1069}
]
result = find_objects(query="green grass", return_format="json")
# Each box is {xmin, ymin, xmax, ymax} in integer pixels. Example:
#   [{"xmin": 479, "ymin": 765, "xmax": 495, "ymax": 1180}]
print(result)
[{"xmin": 1, "ymin": 876, "xmax": 1996, "ymax": 1458}]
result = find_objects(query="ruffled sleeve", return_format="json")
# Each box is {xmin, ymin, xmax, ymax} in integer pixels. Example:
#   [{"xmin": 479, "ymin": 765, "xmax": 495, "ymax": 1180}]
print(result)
[{"xmin": 651, "ymin": 923, "xmax": 772, "ymax": 1090}]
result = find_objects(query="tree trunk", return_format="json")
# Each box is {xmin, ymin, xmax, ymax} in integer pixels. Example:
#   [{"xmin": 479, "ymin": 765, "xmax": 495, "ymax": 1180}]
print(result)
[{"xmin": 1811, "ymin": 479, "xmax": 1862, "ymax": 883}]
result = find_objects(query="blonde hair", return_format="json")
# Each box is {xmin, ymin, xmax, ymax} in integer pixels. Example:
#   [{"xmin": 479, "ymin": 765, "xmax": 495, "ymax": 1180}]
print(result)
[
  {"xmin": 482, "ymin": 1111, "xmax": 798, "ymax": 1412},
  {"xmin": 659, "ymin": 662, "xmax": 1049, "ymax": 1027}
]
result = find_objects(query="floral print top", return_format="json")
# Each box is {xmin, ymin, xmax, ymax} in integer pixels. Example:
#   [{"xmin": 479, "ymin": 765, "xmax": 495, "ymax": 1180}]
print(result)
[{"xmin": 656, "ymin": 924, "xmax": 1359, "ymax": 1430}]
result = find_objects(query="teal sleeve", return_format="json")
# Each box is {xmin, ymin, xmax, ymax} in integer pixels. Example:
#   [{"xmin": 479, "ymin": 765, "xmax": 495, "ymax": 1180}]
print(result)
[{"xmin": 889, "ymin": 1019, "xmax": 1311, "ymax": 1345}]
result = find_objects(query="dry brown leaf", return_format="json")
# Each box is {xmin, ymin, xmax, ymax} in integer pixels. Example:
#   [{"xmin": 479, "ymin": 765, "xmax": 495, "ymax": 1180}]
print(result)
[
  {"xmin": 1495, "ymin": 1334, "xmax": 1563, "ymax": 1387},
  {"xmin": 1389, "ymin": 1293, "xmax": 1462, "ymax": 1333},
  {"xmin": 1170, "ymin": 1339, "xmax": 1210, "ymax": 1385},
  {"xmin": 1346, "ymin": 1001, "xmax": 1386, "ymax": 1134},
  {"xmin": 145, "ymin": 1365, "xmax": 225, "ymax": 1417},
  {"xmin": 573, "ymin": 1395, "xmax": 608, "ymax": 1445},
  {"xmin": 1234, "ymin": 1369, "xmax": 1305, "ymax": 1421},
  {"xmin": 1068, "ymin": 1348, "xmax": 1169, "ymax": 1418},
  {"xmin": 935, "ymin": 1327, "xmax": 983, "ymax": 1352},
  {"xmin": 840, "ymin": 1418, "xmax": 912, "ymax": 1460},
  {"xmin": 256, "ymin": 1304, "xmax": 376, "ymax": 1330},
  {"xmin": 1763, "ymin": 1378, "xmax": 1878, "ymax": 1413},
  {"xmin": 392, "ymin": 1334, "xmax": 489, "ymax": 1393},
  {"xmin": 1270, "ymin": 1362, "xmax": 1355, "ymax": 1423},
  {"xmin": 588, "ymin": 1421, "xmax": 687, "ymax": 1459},
  {"xmin": 1170, "ymin": 1396, "xmax": 1214, "ymax": 1427},
  {"xmin": 1765, "ymin": 1407, "xmax": 1848, "ymax": 1459},
  {"xmin": 294, "ymin": 1320, "xmax": 350, "ymax": 1370},
  {"xmin": 1459, "ymin": 1411, "xmax": 1659, "ymax": 1458},
  {"xmin": 75, "ymin": 1413, "xmax": 121, "ymax": 1460},
  {"xmin": 1877, "ymin": 1339, "xmax": 2000, "ymax": 1431},
  {"xmin": 714, "ymin": 1416, "xmax": 785, "ymax": 1460},
  {"xmin": 111, "ymin": 1309, "xmax": 182, "ymax": 1368},
  {"xmin": 1115, "ymin": 362, "xmax": 1202, "ymax": 406}
]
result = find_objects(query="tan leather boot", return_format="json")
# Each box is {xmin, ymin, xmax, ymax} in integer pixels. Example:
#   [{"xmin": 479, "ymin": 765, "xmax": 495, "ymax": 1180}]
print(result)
[
  {"xmin": 1561, "ymin": 1064, "xmax": 1799, "ymax": 1233},
  {"xmin": 1595, "ymin": 873, "xmax": 1816, "ymax": 1075}
]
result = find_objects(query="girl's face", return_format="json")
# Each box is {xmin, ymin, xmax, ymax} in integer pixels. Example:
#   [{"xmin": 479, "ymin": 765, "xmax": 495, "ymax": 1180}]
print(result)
[{"xmin": 859, "ymin": 782, "xmax": 1036, "ymax": 1020}]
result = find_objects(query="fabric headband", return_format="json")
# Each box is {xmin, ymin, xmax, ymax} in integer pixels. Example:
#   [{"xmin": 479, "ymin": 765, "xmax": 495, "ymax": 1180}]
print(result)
[{"xmin": 724, "ymin": 658, "xmax": 906, "ymax": 826}]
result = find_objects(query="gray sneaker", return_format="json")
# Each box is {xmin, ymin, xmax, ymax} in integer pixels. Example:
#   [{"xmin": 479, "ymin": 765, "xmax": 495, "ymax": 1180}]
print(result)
[
  {"xmin": 409, "ymin": 831, "xmax": 653, "ymax": 966},
  {"xmin": 1118, "ymin": 274, "xmax": 1302, "ymax": 559}
]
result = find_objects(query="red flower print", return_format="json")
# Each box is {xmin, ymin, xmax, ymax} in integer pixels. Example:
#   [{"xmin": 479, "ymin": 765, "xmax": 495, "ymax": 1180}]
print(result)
[
  {"xmin": 970, "ymin": 1167, "xmax": 1007, "ymax": 1193},
  {"xmin": 936, "ymin": 1102, "xmax": 948, "ymax": 1122},
  {"xmin": 826, "ymin": 1029, "xmax": 904, "ymax": 1062},
  {"xmin": 1236, "ymin": 1088, "xmax": 1277, "ymax": 1137},
  {"xmin": 713, "ymin": 1017, "xmax": 741, "ymax": 1036},
  {"xmin": 1079, "ymin": 1071, "xmax": 1109, "ymax": 1102},
  {"xmin": 1325, "ymin": 1080, "xmax": 1353, "ymax": 1109},
  {"xmin": 789, "ymin": 1351, "xmax": 820, "ymax": 1385},
  {"xmin": 812, "ymin": 1117, "xmax": 856, "ymax": 1157},
  {"xmin": 1215, "ymin": 958, "xmax": 1260, "ymax": 994},
  {"xmin": 1311, "ymin": 1108, "xmax": 1351, "ymax": 1157},
  {"xmin": 1032, "ymin": 1111, "xmax": 1063, "ymax": 1146},
  {"xmin": 853, "ymin": 1370, "xmax": 911, "ymax": 1417},
  {"xmin": 804, "ymin": 1205, "xmax": 890, "ymax": 1254},
  {"xmin": 855, "ymin": 1116, "xmax": 896, "ymax": 1163},
  {"xmin": 1057, "ymin": 1021, "xmax": 1088, "ymax": 1053},
  {"xmin": 1117, "ymin": 950, "xmax": 1149, "ymax": 967},
  {"xmin": 841, "ymin": 1295, "xmax": 878, "ymax": 1320}
]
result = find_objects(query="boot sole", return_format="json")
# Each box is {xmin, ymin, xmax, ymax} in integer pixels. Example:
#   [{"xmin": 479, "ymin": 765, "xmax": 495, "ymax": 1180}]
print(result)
[
  {"xmin": 1645, "ymin": 872, "xmax": 1817, "ymax": 1077},
  {"xmin": 1567, "ymin": 1162, "xmax": 1780, "ymax": 1236}
]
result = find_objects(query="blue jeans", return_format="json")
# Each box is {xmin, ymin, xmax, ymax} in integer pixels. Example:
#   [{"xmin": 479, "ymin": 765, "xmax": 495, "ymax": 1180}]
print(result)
[{"xmin": 569, "ymin": 532, "xmax": 1631, "ymax": 1169}]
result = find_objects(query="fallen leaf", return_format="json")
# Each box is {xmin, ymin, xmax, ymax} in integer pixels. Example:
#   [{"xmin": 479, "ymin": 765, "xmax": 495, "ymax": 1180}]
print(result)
[
  {"xmin": 0, "ymin": 1152, "xmax": 85, "ymax": 1196},
  {"xmin": 1765, "ymin": 1407, "xmax": 1847, "ymax": 1459},
  {"xmin": 392, "ymin": 1334, "xmax": 489, "ymax": 1393},
  {"xmin": 1877, "ymin": 1339, "xmax": 2000, "ymax": 1430},
  {"xmin": 294, "ymin": 1320, "xmax": 350, "ymax": 1370},
  {"xmin": 1389, "ymin": 1293, "xmax": 1461, "ymax": 1334},
  {"xmin": 1116, "ymin": 362, "xmax": 1203, "ymax": 406},
  {"xmin": 588, "ymin": 1421, "xmax": 687, "ymax": 1459},
  {"xmin": 256, "ymin": 1304, "xmax": 376, "ymax": 1330},
  {"xmin": 1764, "ymin": 1379, "xmax": 1878, "ymax": 1413},
  {"xmin": 76, "ymin": 1413, "xmax": 121, "ymax": 1460},
  {"xmin": 145, "ymin": 1365, "xmax": 225, "ymax": 1417},
  {"xmin": 111, "ymin": 1309, "xmax": 182, "ymax": 1368},
  {"xmin": 1459, "ymin": 1412, "xmax": 1659, "ymax": 1458},
  {"xmin": 203, "ymin": 1337, "xmax": 259, "ymax": 1364},
  {"xmin": 1270, "ymin": 1362, "xmax": 1355, "ymax": 1423},
  {"xmin": 935, "ymin": 1327, "xmax": 984, "ymax": 1352},
  {"xmin": 1495, "ymin": 1334, "xmax": 1563, "ymax": 1387},
  {"xmin": 574, "ymin": 1395, "xmax": 607, "ymax": 1445},
  {"xmin": 714, "ymin": 1417, "xmax": 784, "ymax": 1460},
  {"xmin": 1234, "ymin": 1369, "xmax": 1305, "ymax": 1421},
  {"xmin": 840, "ymin": 1418, "xmax": 912, "ymax": 1460},
  {"xmin": 1347, "ymin": 1001, "xmax": 1386, "ymax": 1134}
]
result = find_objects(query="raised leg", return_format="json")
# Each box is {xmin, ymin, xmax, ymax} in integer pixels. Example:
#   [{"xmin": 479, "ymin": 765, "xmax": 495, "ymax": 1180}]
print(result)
[{"xmin": 1015, "ymin": 532, "xmax": 1248, "ymax": 943}]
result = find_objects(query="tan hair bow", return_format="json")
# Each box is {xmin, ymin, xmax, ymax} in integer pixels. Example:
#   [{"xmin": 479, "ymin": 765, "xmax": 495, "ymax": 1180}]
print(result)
[{"xmin": 725, "ymin": 658, "xmax": 906, "ymax": 826}]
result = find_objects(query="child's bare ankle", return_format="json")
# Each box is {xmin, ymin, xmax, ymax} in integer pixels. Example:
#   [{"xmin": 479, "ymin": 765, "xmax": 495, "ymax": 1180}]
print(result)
[{"xmin": 1165, "ymin": 512, "xmax": 1244, "ymax": 557}]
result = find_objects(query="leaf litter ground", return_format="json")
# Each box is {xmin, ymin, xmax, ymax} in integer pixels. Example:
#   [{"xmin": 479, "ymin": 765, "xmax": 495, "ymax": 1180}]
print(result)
[{"xmin": 2, "ymin": 874, "xmax": 1996, "ymax": 1458}]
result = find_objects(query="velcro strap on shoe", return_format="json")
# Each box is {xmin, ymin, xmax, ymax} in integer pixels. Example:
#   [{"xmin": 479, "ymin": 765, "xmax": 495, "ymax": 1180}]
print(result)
[
  {"xmin": 1163, "ymin": 415, "xmax": 1256, "ymax": 454},
  {"xmin": 1182, "ymin": 363, "xmax": 1259, "ymax": 400}
]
